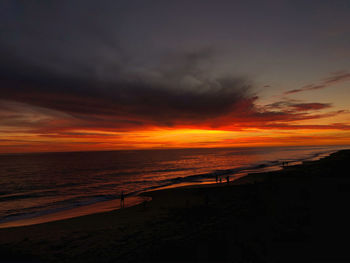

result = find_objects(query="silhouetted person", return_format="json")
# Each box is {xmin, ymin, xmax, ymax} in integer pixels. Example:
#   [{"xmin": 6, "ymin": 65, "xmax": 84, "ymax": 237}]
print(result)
[
  {"xmin": 219, "ymin": 176, "xmax": 222, "ymax": 183},
  {"xmin": 226, "ymin": 175, "xmax": 230, "ymax": 184},
  {"xmin": 215, "ymin": 174, "xmax": 218, "ymax": 183},
  {"xmin": 120, "ymin": 191, "xmax": 125, "ymax": 208}
]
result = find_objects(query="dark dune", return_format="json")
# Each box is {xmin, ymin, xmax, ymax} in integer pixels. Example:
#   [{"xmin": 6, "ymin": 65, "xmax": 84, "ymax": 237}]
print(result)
[{"xmin": 1, "ymin": 149, "xmax": 350, "ymax": 262}]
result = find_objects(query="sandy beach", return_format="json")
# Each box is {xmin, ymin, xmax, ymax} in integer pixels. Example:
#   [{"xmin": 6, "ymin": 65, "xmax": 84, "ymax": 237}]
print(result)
[{"xmin": 1, "ymin": 149, "xmax": 349, "ymax": 262}]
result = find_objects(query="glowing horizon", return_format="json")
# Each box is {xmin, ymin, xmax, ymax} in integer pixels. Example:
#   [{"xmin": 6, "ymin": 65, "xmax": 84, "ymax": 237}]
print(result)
[{"xmin": 1, "ymin": 124, "xmax": 350, "ymax": 153}]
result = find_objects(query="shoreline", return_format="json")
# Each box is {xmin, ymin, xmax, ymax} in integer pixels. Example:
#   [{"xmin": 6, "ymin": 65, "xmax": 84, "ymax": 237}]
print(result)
[
  {"xmin": 0, "ymin": 148, "xmax": 338, "ymax": 229},
  {"xmin": 0, "ymin": 196, "xmax": 151, "ymax": 229},
  {"xmin": 0, "ymin": 149, "xmax": 349, "ymax": 262}
]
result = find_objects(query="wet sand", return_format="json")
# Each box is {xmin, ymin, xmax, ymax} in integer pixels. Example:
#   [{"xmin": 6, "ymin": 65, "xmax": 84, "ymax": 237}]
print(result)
[
  {"xmin": 0, "ymin": 196, "xmax": 150, "ymax": 229},
  {"xmin": 0, "ymin": 149, "xmax": 349, "ymax": 262}
]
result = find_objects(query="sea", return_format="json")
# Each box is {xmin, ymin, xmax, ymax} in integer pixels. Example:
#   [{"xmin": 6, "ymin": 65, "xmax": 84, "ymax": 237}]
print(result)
[{"xmin": 0, "ymin": 145, "xmax": 348, "ymax": 227}]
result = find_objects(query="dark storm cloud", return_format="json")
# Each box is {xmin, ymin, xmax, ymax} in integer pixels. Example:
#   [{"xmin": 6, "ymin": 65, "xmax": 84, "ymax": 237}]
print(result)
[{"xmin": 0, "ymin": 45, "xmax": 255, "ymax": 128}]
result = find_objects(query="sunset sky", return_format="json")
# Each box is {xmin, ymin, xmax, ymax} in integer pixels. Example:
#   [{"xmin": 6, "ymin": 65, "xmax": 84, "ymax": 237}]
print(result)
[{"xmin": 1, "ymin": 0, "xmax": 350, "ymax": 153}]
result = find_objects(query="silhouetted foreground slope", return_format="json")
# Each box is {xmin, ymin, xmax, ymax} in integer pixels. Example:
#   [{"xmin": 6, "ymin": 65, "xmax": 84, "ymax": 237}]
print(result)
[{"xmin": 1, "ymin": 149, "xmax": 349, "ymax": 262}]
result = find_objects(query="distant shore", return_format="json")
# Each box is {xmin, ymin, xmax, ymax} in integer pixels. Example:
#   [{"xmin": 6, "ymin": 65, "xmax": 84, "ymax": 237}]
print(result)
[{"xmin": 1, "ymin": 149, "xmax": 349, "ymax": 262}]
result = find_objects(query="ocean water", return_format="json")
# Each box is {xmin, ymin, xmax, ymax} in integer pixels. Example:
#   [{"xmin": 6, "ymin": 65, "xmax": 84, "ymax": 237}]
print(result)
[{"xmin": 0, "ymin": 145, "xmax": 347, "ymax": 225}]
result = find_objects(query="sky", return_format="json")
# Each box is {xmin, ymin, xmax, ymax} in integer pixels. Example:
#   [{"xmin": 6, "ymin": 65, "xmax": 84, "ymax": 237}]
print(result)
[{"xmin": 1, "ymin": 0, "xmax": 350, "ymax": 153}]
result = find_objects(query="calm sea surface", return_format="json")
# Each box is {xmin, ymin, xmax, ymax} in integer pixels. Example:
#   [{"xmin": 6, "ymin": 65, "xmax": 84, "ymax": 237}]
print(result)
[{"xmin": 0, "ymin": 145, "xmax": 347, "ymax": 224}]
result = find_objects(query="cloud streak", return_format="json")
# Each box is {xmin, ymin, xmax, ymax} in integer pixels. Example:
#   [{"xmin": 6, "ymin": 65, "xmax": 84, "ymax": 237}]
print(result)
[{"xmin": 284, "ymin": 71, "xmax": 350, "ymax": 95}]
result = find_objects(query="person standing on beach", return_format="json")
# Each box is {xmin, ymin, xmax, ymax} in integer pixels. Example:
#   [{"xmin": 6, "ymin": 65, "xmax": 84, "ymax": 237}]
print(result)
[
  {"xmin": 226, "ymin": 175, "xmax": 230, "ymax": 184},
  {"xmin": 120, "ymin": 191, "xmax": 125, "ymax": 208},
  {"xmin": 219, "ymin": 177, "xmax": 222, "ymax": 183},
  {"xmin": 215, "ymin": 174, "xmax": 218, "ymax": 183}
]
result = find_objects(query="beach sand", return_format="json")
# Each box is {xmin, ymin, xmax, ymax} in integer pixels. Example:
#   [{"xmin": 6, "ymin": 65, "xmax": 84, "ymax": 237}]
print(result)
[{"xmin": 0, "ymin": 149, "xmax": 349, "ymax": 262}]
